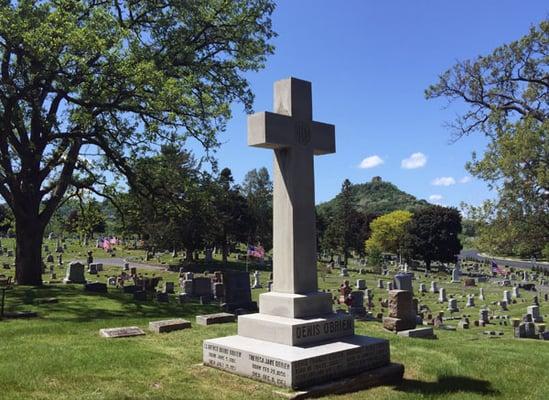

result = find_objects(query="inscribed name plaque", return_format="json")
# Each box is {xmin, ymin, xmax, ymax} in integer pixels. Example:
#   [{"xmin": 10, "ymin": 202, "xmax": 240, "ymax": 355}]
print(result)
[
  {"xmin": 100, "ymin": 326, "xmax": 145, "ymax": 338},
  {"xmin": 203, "ymin": 335, "xmax": 390, "ymax": 389},
  {"xmin": 202, "ymin": 77, "xmax": 402, "ymax": 390}
]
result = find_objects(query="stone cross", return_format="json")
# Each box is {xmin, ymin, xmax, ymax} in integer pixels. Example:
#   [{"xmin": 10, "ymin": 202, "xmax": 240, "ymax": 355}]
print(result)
[{"xmin": 248, "ymin": 77, "xmax": 335, "ymax": 294}]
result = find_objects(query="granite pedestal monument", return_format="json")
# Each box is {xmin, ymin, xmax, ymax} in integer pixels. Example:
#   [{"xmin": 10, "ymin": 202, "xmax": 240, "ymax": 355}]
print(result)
[{"xmin": 203, "ymin": 78, "xmax": 402, "ymax": 390}]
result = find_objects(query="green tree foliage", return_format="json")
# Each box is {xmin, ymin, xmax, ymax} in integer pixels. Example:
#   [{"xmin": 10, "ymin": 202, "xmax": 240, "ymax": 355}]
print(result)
[
  {"xmin": 317, "ymin": 178, "xmax": 428, "ymax": 217},
  {"xmin": 402, "ymin": 205, "xmax": 463, "ymax": 270},
  {"xmin": 0, "ymin": 0, "xmax": 275, "ymax": 284},
  {"xmin": 365, "ymin": 210, "xmax": 412, "ymax": 258},
  {"xmin": 212, "ymin": 168, "xmax": 252, "ymax": 262},
  {"xmin": 74, "ymin": 198, "xmax": 106, "ymax": 239},
  {"xmin": 426, "ymin": 20, "xmax": 548, "ymax": 258},
  {"xmin": 241, "ymin": 167, "xmax": 273, "ymax": 250},
  {"xmin": 121, "ymin": 145, "xmax": 213, "ymax": 259},
  {"xmin": 0, "ymin": 203, "xmax": 13, "ymax": 235},
  {"xmin": 319, "ymin": 179, "xmax": 373, "ymax": 263}
]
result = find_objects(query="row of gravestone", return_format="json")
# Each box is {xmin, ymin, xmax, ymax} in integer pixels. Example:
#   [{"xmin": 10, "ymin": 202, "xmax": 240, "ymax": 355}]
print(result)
[
  {"xmin": 178, "ymin": 270, "xmax": 257, "ymax": 313},
  {"xmin": 61, "ymin": 261, "xmax": 259, "ymax": 313},
  {"xmin": 100, "ymin": 313, "xmax": 237, "ymax": 338}
]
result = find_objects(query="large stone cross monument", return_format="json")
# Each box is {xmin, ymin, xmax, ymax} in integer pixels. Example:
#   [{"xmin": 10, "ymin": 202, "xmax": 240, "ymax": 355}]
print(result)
[
  {"xmin": 203, "ymin": 78, "xmax": 402, "ymax": 390},
  {"xmin": 246, "ymin": 77, "xmax": 335, "ymax": 317}
]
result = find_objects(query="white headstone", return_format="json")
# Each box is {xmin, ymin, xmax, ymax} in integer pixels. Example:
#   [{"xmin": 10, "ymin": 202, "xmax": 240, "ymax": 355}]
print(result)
[
  {"xmin": 512, "ymin": 286, "xmax": 520, "ymax": 298},
  {"xmin": 451, "ymin": 268, "xmax": 460, "ymax": 283},
  {"xmin": 438, "ymin": 287, "xmax": 447, "ymax": 303},
  {"xmin": 465, "ymin": 295, "xmax": 475, "ymax": 307},
  {"xmin": 251, "ymin": 271, "xmax": 262, "ymax": 289}
]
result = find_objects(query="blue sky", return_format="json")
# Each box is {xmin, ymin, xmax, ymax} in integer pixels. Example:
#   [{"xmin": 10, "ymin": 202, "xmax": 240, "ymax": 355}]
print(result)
[{"xmin": 195, "ymin": 1, "xmax": 547, "ymax": 208}]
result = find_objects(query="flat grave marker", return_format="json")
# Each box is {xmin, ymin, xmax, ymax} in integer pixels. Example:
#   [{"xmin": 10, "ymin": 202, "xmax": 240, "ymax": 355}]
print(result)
[
  {"xmin": 100, "ymin": 326, "xmax": 146, "ymax": 338},
  {"xmin": 149, "ymin": 319, "xmax": 191, "ymax": 333},
  {"xmin": 196, "ymin": 312, "xmax": 235, "ymax": 326}
]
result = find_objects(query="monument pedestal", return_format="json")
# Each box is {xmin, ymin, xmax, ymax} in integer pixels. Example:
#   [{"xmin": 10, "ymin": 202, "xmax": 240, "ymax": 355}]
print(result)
[
  {"xmin": 238, "ymin": 311, "xmax": 354, "ymax": 346},
  {"xmin": 203, "ymin": 334, "xmax": 391, "ymax": 389},
  {"xmin": 204, "ymin": 291, "xmax": 398, "ymax": 389}
]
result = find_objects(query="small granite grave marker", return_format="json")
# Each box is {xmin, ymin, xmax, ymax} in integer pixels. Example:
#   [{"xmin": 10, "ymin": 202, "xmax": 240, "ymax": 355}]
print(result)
[
  {"xmin": 447, "ymin": 298, "xmax": 459, "ymax": 313},
  {"xmin": 196, "ymin": 312, "xmax": 235, "ymax": 325},
  {"xmin": 85, "ymin": 282, "xmax": 107, "ymax": 293},
  {"xmin": 149, "ymin": 319, "xmax": 191, "ymax": 333},
  {"xmin": 100, "ymin": 326, "xmax": 145, "ymax": 338}
]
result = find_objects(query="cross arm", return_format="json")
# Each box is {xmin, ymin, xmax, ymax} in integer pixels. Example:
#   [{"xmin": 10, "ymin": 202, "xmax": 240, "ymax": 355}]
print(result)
[{"xmin": 247, "ymin": 112, "xmax": 335, "ymax": 155}]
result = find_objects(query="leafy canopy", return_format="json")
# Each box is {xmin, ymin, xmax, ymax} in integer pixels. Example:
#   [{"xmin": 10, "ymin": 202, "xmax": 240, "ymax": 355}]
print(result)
[
  {"xmin": 427, "ymin": 20, "xmax": 548, "ymax": 258},
  {"xmin": 0, "ymin": 0, "xmax": 275, "ymax": 222},
  {"xmin": 365, "ymin": 210, "xmax": 412, "ymax": 256}
]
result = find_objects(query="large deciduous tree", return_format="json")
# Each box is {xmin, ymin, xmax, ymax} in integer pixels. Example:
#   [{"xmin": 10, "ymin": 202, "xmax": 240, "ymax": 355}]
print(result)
[
  {"xmin": 213, "ymin": 168, "xmax": 251, "ymax": 263},
  {"xmin": 426, "ymin": 20, "xmax": 548, "ymax": 258},
  {"xmin": 121, "ymin": 144, "xmax": 213, "ymax": 259},
  {"xmin": 0, "ymin": 0, "xmax": 275, "ymax": 284},
  {"xmin": 241, "ymin": 167, "xmax": 273, "ymax": 250},
  {"xmin": 365, "ymin": 210, "xmax": 412, "ymax": 259},
  {"xmin": 402, "ymin": 205, "xmax": 462, "ymax": 271}
]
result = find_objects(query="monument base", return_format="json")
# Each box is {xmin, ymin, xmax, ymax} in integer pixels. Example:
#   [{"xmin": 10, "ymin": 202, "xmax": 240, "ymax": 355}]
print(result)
[
  {"xmin": 203, "ymin": 334, "xmax": 391, "ymax": 389},
  {"xmin": 237, "ymin": 312, "xmax": 354, "ymax": 346},
  {"xmin": 274, "ymin": 362, "xmax": 404, "ymax": 399}
]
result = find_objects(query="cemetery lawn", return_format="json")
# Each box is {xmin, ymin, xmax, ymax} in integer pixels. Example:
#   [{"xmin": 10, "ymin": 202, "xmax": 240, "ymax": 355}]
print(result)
[{"xmin": 1, "ymin": 241, "xmax": 548, "ymax": 399}]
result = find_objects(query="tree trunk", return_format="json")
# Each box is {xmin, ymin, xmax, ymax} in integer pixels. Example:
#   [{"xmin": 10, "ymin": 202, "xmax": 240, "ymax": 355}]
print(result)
[
  {"xmin": 15, "ymin": 218, "xmax": 45, "ymax": 286},
  {"xmin": 185, "ymin": 248, "xmax": 194, "ymax": 262},
  {"xmin": 425, "ymin": 259, "xmax": 431, "ymax": 272},
  {"xmin": 222, "ymin": 242, "xmax": 229, "ymax": 263}
]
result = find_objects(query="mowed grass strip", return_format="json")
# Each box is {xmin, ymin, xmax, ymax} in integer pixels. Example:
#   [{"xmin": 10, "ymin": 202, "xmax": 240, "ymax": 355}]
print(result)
[{"xmin": 1, "ymin": 241, "xmax": 548, "ymax": 399}]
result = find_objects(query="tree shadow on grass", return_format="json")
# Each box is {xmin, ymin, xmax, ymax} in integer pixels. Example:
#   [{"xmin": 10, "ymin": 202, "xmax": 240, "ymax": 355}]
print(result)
[
  {"xmin": 2, "ymin": 285, "xmax": 221, "ymax": 323},
  {"xmin": 396, "ymin": 376, "xmax": 500, "ymax": 396}
]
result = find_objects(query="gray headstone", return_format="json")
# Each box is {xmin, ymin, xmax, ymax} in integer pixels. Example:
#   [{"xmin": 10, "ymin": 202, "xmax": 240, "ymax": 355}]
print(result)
[
  {"xmin": 63, "ymin": 262, "xmax": 86, "ymax": 284},
  {"xmin": 193, "ymin": 277, "xmax": 212, "ymax": 298},
  {"xmin": 222, "ymin": 270, "xmax": 257, "ymax": 312},
  {"xmin": 447, "ymin": 298, "xmax": 459, "ymax": 312},
  {"xmin": 149, "ymin": 319, "xmax": 191, "ymax": 333},
  {"xmin": 196, "ymin": 313, "xmax": 235, "ymax": 326},
  {"xmin": 164, "ymin": 281, "xmax": 175, "ymax": 294},
  {"xmin": 100, "ymin": 326, "xmax": 145, "ymax": 338},
  {"xmin": 393, "ymin": 273, "xmax": 413, "ymax": 293}
]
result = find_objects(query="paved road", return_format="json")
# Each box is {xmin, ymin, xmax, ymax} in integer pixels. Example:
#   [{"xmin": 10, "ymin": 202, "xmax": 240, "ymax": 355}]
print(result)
[{"xmin": 460, "ymin": 250, "xmax": 549, "ymax": 272}]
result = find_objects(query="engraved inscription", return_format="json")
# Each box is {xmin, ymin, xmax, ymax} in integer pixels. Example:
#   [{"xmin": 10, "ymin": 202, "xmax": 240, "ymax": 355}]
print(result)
[
  {"xmin": 294, "ymin": 318, "xmax": 353, "ymax": 340},
  {"xmin": 203, "ymin": 339, "xmax": 390, "ymax": 388},
  {"xmin": 294, "ymin": 121, "xmax": 311, "ymax": 145}
]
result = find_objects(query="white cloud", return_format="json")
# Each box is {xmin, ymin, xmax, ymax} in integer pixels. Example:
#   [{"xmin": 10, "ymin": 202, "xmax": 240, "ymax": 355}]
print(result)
[
  {"xmin": 459, "ymin": 176, "xmax": 472, "ymax": 184},
  {"xmin": 432, "ymin": 176, "xmax": 456, "ymax": 186},
  {"xmin": 359, "ymin": 155, "xmax": 384, "ymax": 169},
  {"xmin": 429, "ymin": 194, "xmax": 443, "ymax": 203},
  {"xmin": 401, "ymin": 152, "xmax": 427, "ymax": 169}
]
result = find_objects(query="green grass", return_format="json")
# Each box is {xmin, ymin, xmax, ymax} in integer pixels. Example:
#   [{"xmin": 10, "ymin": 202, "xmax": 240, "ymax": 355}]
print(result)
[{"xmin": 0, "ymin": 240, "xmax": 548, "ymax": 399}]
